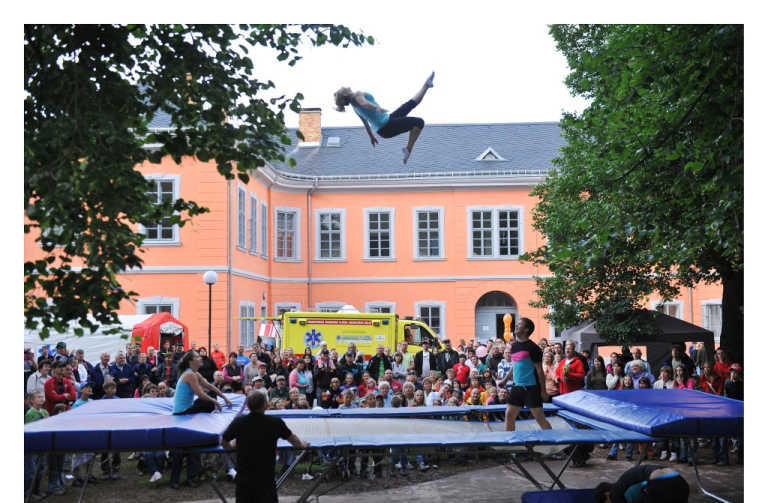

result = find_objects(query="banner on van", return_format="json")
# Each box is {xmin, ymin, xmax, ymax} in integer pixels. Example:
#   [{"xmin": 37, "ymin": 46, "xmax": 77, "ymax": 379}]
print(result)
[
  {"xmin": 308, "ymin": 319, "xmax": 373, "ymax": 326},
  {"xmin": 335, "ymin": 335, "xmax": 373, "ymax": 344}
]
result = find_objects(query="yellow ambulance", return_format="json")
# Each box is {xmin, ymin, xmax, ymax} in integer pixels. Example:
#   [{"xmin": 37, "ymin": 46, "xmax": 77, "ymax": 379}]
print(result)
[{"xmin": 246, "ymin": 311, "xmax": 444, "ymax": 359}]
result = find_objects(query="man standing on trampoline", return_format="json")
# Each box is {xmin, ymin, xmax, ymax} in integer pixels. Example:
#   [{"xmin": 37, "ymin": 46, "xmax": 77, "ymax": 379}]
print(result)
[
  {"xmin": 498, "ymin": 317, "xmax": 552, "ymax": 432},
  {"xmin": 333, "ymin": 72, "xmax": 434, "ymax": 164}
]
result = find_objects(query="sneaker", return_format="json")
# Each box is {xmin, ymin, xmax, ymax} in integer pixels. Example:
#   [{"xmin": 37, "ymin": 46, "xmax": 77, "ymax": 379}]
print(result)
[
  {"xmin": 670, "ymin": 453, "xmax": 678, "ymax": 462},
  {"xmin": 53, "ymin": 490, "xmax": 66, "ymax": 496},
  {"xmin": 150, "ymin": 471, "xmax": 162, "ymax": 483},
  {"xmin": 619, "ymin": 444, "xmax": 625, "ymax": 450},
  {"xmin": 660, "ymin": 451, "xmax": 669, "ymax": 460},
  {"xmin": 110, "ymin": 473, "xmax": 120, "ymax": 480},
  {"xmin": 606, "ymin": 454, "xmax": 617, "ymax": 461},
  {"xmin": 406, "ymin": 462, "xmax": 414, "ymax": 470},
  {"xmin": 228, "ymin": 468, "xmax": 237, "ymax": 481},
  {"xmin": 30, "ymin": 494, "xmax": 47, "ymax": 501},
  {"xmin": 126, "ymin": 453, "xmax": 137, "ymax": 461},
  {"xmin": 302, "ymin": 473, "xmax": 313, "ymax": 480},
  {"xmin": 101, "ymin": 473, "xmax": 111, "ymax": 481},
  {"xmin": 432, "ymin": 463, "xmax": 439, "ymax": 469},
  {"xmin": 418, "ymin": 463, "xmax": 428, "ymax": 471},
  {"xmin": 395, "ymin": 462, "xmax": 402, "ymax": 469}
]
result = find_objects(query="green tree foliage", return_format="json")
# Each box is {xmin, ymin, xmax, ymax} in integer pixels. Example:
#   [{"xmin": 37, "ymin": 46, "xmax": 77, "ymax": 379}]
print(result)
[
  {"xmin": 25, "ymin": 24, "xmax": 373, "ymax": 338},
  {"xmin": 524, "ymin": 25, "xmax": 743, "ymax": 358}
]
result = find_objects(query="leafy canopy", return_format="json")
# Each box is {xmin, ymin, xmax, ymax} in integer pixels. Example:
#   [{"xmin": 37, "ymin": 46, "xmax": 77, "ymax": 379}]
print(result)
[
  {"xmin": 25, "ymin": 24, "xmax": 373, "ymax": 338},
  {"xmin": 523, "ymin": 25, "xmax": 743, "ymax": 344}
]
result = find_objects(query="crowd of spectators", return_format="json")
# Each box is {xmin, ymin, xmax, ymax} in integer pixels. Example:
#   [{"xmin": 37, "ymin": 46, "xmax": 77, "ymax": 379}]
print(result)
[{"xmin": 24, "ymin": 335, "xmax": 743, "ymax": 499}]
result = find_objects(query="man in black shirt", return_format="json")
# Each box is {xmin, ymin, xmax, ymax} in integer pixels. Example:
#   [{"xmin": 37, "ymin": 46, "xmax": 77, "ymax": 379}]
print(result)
[
  {"xmin": 221, "ymin": 392, "xmax": 309, "ymax": 503},
  {"xmin": 595, "ymin": 464, "xmax": 689, "ymax": 503}
]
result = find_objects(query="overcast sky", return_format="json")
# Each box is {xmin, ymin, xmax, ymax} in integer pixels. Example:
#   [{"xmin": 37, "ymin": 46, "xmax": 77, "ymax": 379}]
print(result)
[{"xmin": 247, "ymin": 21, "xmax": 590, "ymax": 129}]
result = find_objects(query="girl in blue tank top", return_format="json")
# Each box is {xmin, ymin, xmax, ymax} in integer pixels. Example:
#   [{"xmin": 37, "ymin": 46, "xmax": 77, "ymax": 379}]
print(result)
[
  {"xmin": 333, "ymin": 71, "xmax": 434, "ymax": 165},
  {"xmin": 173, "ymin": 351, "xmax": 234, "ymax": 415}
]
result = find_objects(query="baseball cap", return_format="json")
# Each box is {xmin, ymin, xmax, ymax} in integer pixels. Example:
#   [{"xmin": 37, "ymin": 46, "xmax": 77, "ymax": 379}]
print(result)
[
  {"xmin": 421, "ymin": 339, "xmax": 430, "ymax": 345},
  {"xmin": 175, "ymin": 340, "xmax": 184, "ymax": 346},
  {"xmin": 276, "ymin": 375, "xmax": 286, "ymax": 381},
  {"xmin": 442, "ymin": 338, "xmax": 451, "ymax": 343},
  {"xmin": 80, "ymin": 381, "xmax": 95, "ymax": 389},
  {"xmin": 252, "ymin": 376, "xmax": 263, "ymax": 382},
  {"xmin": 346, "ymin": 352, "xmax": 355, "ymax": 358},
  {"xmin": 320, "ymin": 348, "xmax": 330, "ymax": 355},
  {"xmin": 258, "ymin": 361, "xmax": 267, "ymax": 367},
  {"xmin": 56, "ymin": 342, "xmax": 67, "ymax": 349},
  {"xmin": 729, "ymin": 364, "xmax": 743, "ymax": 373}
]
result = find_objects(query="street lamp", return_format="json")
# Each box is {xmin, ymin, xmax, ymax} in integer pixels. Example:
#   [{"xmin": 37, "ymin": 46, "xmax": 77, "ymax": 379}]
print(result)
[{"xmin": 203, "ymin": 271, "xmax": 218, "ymax": 353}]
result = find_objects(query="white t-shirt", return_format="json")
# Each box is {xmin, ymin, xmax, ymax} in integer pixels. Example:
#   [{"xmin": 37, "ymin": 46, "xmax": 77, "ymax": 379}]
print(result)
[{"xmin": 421, "ymin": 351, "xmax": 431, "ymax": 378}]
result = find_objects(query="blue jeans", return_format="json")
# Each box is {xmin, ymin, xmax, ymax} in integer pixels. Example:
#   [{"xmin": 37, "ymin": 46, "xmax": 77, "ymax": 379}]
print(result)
[
  {"xmin": 679, "ymin": 438, "xmax": 698, "ymax": 461},
  {"xmin": 170, "ymin": 451, "xmax": 200, "ymax": 484},
  {"xmin": 609, "ymin": 443, "xmax": 634, "ymax": 458},
  {"xmin": 47, "ymin": 454, "xmax": 66, "ymax": 492},
  {"xmin": 24, "ymin": 455, "xmax": 44, "ymax": 496},
  {"xmin": 711, "ymin": 438, "xmax": 729, "ymax": 464}
]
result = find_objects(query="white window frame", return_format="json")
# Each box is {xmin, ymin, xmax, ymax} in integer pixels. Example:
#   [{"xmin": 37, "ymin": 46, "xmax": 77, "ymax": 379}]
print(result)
[
  {"xmin": 249, "ymin": 193, "xmax": 258, "ymax": 254},
  {"xmin": 136, "ymin": 295, "xmax": 180, "ymax": 318},
  {"xmin": 547, "ymin": 306, "xmax": 576, "ymax": 341},
  {"xmin": 261, "ymin": 201, "xmax": 268, "ymax": 258},
  {"xmin": 701, "ymin": 299, "xmax": 722, "ymax": 342},
  {"xmin": 275, "ymin": 302, "xmax": 301, "ymax": 317},
  {"xmin": 414, "ymin": 300, "xmax": 446, "ymax": 338},
  {"xmin": 365, "ymin": 301, "xmax": 397, "ymax": 314},
  {"xmin": 139, "ymin": 174, "xmax": 181, "ymax": 246},
  {"xmin": 412, "ymin": 206, "xmax": 445, "ymax": 260},
  {"xmin": 239, "ymin": 301, "xmax": 256, "ymax": 347},
  {"xmin": 314, "ymin": 208, "xmax": 347, "ymax": 262},
  {"xmin": 364, "ymin": 207, "xmax": 396, "ymax": 261},
  {"xmin": 466, "ymin": 205, "xmax": 524, "ymax": 259},
  {"xmin": 274, "ymin": 207, "xmax": 301, "ymax": 261},
  {"xmin": 314, "ymin": 301, "xmax": 346, "ymax": 313},
  {"xmin": 651, "ymin": 300, "xmax": 684, "ymax": 320},
  {"xmin": 236, "ymin": 184, "xmax": 247, "ymax": 250}
]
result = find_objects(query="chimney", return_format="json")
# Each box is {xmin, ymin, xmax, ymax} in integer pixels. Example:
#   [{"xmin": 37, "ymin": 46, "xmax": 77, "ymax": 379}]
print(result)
[{"xmin": 298, "ymin": 108, "xmax": 322, "ymax": 145}]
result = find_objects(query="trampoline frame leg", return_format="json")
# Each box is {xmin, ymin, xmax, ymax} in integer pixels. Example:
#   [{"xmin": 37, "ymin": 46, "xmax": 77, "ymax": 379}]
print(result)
[
  {"xmin": 276, "ymin": 449, "xmax": 309, "ymax": 489},
  {"xmin": 527, "ymin": 450, "xmax": 566, "ymax": 491},
  {"xmin": 509, "ymin": 451, "xmax": 544, "ymax": 491},
  {"xmin": 187, "ymin": 453, "xmax": 228, "ymax": 503},
  {"xmin": 547, "ymin": 445, "xmax": 580, "ymax": 491},
  {"xmin": 77, "ymin": 455, "xmax": 96, "ymax": 503},
  {"xmin": 296, "ymin": 451, "xmax": 341, "ymax": 503},
  {"xmin": 685, "ymin": 438, "xmax": 732, "ymax": 503}
]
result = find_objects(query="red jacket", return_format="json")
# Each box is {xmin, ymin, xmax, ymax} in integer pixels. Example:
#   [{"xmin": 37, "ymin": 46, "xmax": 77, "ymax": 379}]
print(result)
[
  {"xmin": 555, "ymin": 357, "xmax": 586, "ymax": 395},
  {"xmin": 210, "ymin": 350, "xmax": 227, "ymax": 370},
  {"xmin": 700, "ymin": 374, "xmax": 724, "ymax": 396},
  {"xmin": 714, "ymin": 360, "xmax": 733, "ymax": 382},
  {"xmin": 43, "ymin": 375, "xmax": 76, "ymax": 415}
]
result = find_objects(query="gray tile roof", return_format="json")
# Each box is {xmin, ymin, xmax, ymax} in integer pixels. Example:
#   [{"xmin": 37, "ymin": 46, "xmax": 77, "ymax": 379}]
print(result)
[{"xmin": 272, "ymin": 122, "xmax": 565, "ymax": 177}]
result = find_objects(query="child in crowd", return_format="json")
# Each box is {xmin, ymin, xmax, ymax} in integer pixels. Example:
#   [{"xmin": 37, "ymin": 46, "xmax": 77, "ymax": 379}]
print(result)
[
  {"xmin": 71, "ymin": 382, "xmax": 96, "ymax": 487},
  {"xmin": 24, "ymin": 391, "xmax": 49, "ymax": 500},
  {"xmin": 48, "ymin": 404, "xmax": 68, "ymax": 495}
]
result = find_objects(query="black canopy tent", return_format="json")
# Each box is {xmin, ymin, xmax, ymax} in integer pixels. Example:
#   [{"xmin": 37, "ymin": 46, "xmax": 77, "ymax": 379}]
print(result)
[{"xmin": 560, "ymin": 311, "xmax": 716, "ymax": 376}]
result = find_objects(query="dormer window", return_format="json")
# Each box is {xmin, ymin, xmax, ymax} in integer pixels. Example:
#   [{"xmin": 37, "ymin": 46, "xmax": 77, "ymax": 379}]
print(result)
[{"xmin": 475, "ymin": 147, "xmax": 506, "ymax": 161}]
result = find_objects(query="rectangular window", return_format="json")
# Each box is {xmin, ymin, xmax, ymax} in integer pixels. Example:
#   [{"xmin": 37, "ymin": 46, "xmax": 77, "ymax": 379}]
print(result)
[
  {"xmin": 417, "ymin": 211, "xmax": 441, "ymax": 257},
  {"xmin": 702, "ymin": 303, "xmax": 722, "ymax": 340},
  {"xmin": 142, "ymin": 304, "xmax": 173, "ymax": 315},
  {"xmin": 471, "ymin": 210, "xmax": 494, "ymax": 256},
  {"xmin": 239, "ymin": 304, "xmax": 255, "ymax": 346},
  {"xmin": 276, "ymin": 211, "xmax": 296, "ymax": 259},
  {"xmin": 261, "ymin": 203, "xmax": 268, "ymax": 256},
  {"xmin": 369, "ymin": 306, "xmax": 391, "ymax": 314},
  {"xmin": 145, "ymin": 180, "xmax": 176, "ymax": 241},
  {"xmin": 368, "ymin": 212, "xmax": 391, "ymax": 258},
  {"xmin": 249, "ymin": 196, "xmax": 258, "ymax": 253},
  {"xmin": 498, "ymin": 210, "xmax": 519, "ymax": 256},
  {"xmin": 467, "ymin": 206, "xmax": 523, "ymax": 259},
  {"xmin": 319, "ymin": 213, "xmax": 342, "ymax": 259},
  {"xmin": 237, "ymin": 186, "xmax": 246, "ymax": 249},
  {"xmin": 366, "ymin": 302, "xmax": 396, "ymax": 314},
  {"xmin": 420, "ymin": 306, "xmax": 442, "ymax": 335}
]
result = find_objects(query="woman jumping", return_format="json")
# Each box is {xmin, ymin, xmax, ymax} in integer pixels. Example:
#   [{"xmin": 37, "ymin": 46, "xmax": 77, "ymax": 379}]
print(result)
[{"xmin": 334, "ymin": 72, "xmax": 434, "ymax": 164}]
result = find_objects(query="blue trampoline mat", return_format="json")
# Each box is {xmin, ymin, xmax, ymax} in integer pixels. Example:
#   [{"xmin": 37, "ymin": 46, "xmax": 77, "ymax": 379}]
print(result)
[
  {"xmin": 552, "ymin": 390, "xmax": 743, "ymax": 437},
  {"xmin": 24, "ymin": 395, "xmax": 246, "ymax": 454}
]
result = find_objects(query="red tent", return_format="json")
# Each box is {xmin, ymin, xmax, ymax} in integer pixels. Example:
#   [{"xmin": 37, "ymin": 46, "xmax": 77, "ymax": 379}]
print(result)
[{"xmin": 131, "ymin": 312, "xmax": 189, "ymax": 353}]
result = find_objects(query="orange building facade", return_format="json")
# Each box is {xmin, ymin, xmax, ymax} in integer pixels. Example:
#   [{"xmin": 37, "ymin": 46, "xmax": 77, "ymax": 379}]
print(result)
[{"xmin": 24, "ymin": 111, "xmax": 724, "ymax": 354}]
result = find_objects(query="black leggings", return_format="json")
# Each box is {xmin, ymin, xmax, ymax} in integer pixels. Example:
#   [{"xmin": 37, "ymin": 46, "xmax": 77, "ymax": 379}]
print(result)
[
  {"xmin": 173, "ymin": 399, "xmax": 216, "ymax": 415},
  {"xmin": 377, "ymin": 100, "xmax": 424, "ymax": 139}
]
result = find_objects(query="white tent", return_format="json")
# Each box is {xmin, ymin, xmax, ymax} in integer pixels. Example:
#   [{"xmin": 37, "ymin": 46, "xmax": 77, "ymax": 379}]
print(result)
[{"xmin": 24, "ymin": 314, "xmax": 152, "ymax": 363}]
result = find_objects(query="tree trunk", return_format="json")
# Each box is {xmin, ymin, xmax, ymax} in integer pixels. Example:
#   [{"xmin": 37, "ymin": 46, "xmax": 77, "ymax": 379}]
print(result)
[{"xmin": 720, "ymin": 267, "xmax": 744, "ymax": 364}]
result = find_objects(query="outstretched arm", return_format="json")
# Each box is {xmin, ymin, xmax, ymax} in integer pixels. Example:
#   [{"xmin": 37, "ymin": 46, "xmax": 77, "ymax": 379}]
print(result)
[
  {"xmin": 350, "ymin": 92, "xmax": 387, "ymax": 113},
  {"xmin": 357, "ymin": 113, "xmax": 378, "ymax": 147},
  {"xmin": 198, "ymin": 373, "xmax": 233, "ymax": 408}
]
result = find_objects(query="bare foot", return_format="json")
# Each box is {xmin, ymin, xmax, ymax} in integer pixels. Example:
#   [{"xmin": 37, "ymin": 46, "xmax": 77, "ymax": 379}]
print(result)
[{"xmin": 426, "ymin": 71, "xmax": 435, "ymax": 88}]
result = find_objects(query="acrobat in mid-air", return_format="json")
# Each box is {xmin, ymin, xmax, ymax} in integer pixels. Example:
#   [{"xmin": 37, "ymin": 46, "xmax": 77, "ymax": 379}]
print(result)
[{"xmin": 334, "ymin": 72, "xmax": 434, "ymax": 164}]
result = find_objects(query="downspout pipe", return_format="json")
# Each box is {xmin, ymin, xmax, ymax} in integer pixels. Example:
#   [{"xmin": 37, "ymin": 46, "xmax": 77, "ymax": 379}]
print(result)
[
  {"xmin": 227, "ymin": 179, "xmax": 232, "ymax": 353},
  {"xmin": 307, "ymin": 179, "xmax": 319, "ymax": 310}
]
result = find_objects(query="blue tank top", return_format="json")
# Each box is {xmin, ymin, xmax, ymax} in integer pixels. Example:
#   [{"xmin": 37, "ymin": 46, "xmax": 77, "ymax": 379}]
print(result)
[
  {"xmin": 351, "ymin": 93, "xmax": 390, "ymax": 132},
  {"xmin": 172, "ymin": 369, "xmax": 196, "ymax": 414}
]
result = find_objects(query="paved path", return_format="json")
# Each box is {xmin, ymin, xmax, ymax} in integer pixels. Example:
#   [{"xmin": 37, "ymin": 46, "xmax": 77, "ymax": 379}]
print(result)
[{"xmin": 190, "ymin": 457, "xmax": 745, "ymax": 503}]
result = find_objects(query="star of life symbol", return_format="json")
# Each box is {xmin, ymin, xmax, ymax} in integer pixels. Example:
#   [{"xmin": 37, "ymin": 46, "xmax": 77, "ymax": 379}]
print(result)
[{"xmin": 305, "ymin": 329, "xmax": 323, "ymax": 349}]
